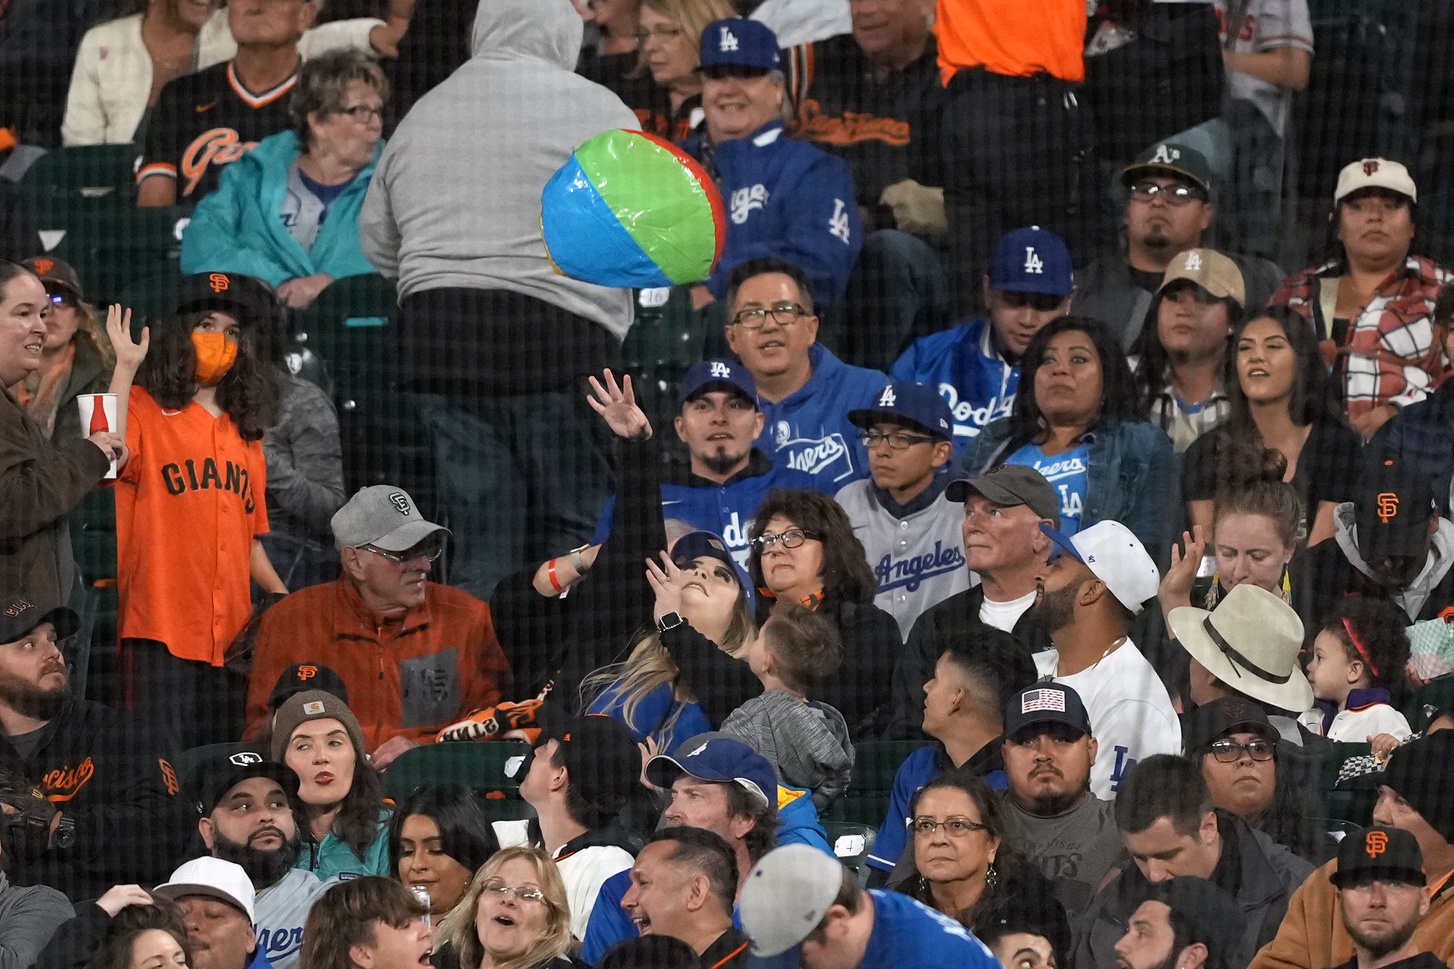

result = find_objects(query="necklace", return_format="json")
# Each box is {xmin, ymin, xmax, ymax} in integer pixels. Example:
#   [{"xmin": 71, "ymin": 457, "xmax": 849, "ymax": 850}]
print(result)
[{"xmin": 1055, "ymin": 635, "xmax": 1127, "ymax": 678}]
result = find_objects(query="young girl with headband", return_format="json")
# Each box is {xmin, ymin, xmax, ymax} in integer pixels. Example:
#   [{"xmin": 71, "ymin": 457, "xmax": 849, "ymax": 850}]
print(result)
[{"xmin": 1299, "ymin": 595, "xmax": 1413, "ymax": 742}]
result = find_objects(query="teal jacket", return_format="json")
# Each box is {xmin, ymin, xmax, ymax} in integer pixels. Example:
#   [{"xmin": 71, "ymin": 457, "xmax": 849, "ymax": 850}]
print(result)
[
  {"xmin": 180, "ymin": 129, "xmax": 382, "ymax": 287},
  {"xmin": 295, "ymin": 810, "xmax": 391, "ymax": 881}
]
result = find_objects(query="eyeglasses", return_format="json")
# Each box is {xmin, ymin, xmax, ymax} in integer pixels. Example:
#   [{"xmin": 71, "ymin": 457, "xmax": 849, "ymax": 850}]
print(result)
[
  {"xmin": 908, "ymin": 816, "xmax": 988, "ymax": 837},
  {"xmin": 481, "ymin": 881, "xmax": 548, "ymax": 904},
  {"xmin": 999, "ymin": 291, "xmax": 1065, "ymax": 312},
  {"xmin": 361, "ymin": 536, "xmax": 446, "ymax": 564},
  {"xmin": 750, "ymin": 527, "xmax": 819, "ymax": 551},
  {"xmin": 859, "ymin": 430, "xmax": 935, "ymax": 450},
  {"xmin": 335, "ymin": 104, "xmax": 384, "ymax": 122},
  {"xmin": 634, "ymin": 24, "xmax": 684, "ymax": 43},
  {"xmin": 1206, "ymin": 739, "xmax": 1276, "ymax": 763},
  {"xmin": 730, "ymin": 303, "xmax": 806, "ymax": 329},
  {"xmin": 1129, "ymin": 181, "xmax": 1205, "ymax": 206}
]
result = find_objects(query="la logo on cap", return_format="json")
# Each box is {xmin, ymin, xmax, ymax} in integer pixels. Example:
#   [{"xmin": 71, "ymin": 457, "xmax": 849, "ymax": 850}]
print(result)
[
  {"xmin": 1151, "ymin": 144, "xmax": 1181, "ymax": 164},
  {"xmin": 1184, "ymin": 251, "xmax": 1202, "ymax": 271},
  {"xmin": 303, "ymin": 700, "xmax": 326, "ymax": 715},
  {"xmin": 229, "ymin": 751, "xmax": 262, "ymax": 766},
  {"xmin": 718, "ymin": 25, "xmax": 738, "ymax": 51},
  {"xmin": 1024, "ymin": 247, "xmax": 1043, "ymax": 274},
  {"xmin": 710, "ymin": 361, "xmax": 731, "ymax": 378},
  {"xmin": 878, "ymin": 386, "xmax": 896, "ymax": 407}
]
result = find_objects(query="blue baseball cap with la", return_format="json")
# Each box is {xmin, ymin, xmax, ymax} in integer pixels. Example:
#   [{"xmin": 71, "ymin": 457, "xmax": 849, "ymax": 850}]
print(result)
[
  {"xmin": 847, "ymin": 381, "xmax": 952, "ymax": 441},
  {"xmin": 700, "ymin": 17, "xmax": 781, "ymax": 72},
  {"xmin": 678, "ymin": 358, "xmax": 758, "ymax": 408},
  {"xmin": 989, "ymin": 226, "xmax": 1073, "ymax": 296}
]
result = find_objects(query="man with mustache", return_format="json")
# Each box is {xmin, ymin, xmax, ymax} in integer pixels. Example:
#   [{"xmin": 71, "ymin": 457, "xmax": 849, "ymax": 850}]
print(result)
[
  {"xmin": 186, "ymin": 743, "xmax": 331, "ymax": 969},
  {"xmin": 997, "ymin": 682, "xmax": 1121, "ymax": 919},
  {"xmin": 0, "ymin": 595, "xmax": 189, "ymax": 901}
]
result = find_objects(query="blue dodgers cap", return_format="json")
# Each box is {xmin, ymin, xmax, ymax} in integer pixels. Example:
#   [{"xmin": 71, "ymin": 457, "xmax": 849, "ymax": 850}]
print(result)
[
  {"xmin": 646, "ymin": 732, "xmax": 779, "ymax": 812},
  {"xmin": 988, "ymin": 226, "xmax": 1073, "ymax": 296},
  {"xmin": 700, "ymin": 18, "xmax": 781, "ymax": 72},
  {"xmin": 846, "ymin": 382, "xmax": 952, "ymax": 441},
  {"xmin": 670, "ymin": 530, "xmax": 753, "ymax": 599},
  {"xmin": 678, "ymin": 359, "xmax": 758, "ymax": 408}
]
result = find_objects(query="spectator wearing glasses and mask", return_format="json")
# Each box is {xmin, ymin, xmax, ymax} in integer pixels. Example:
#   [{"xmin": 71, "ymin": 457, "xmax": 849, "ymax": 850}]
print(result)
[
  {"xmin": 1072, "ymin": 141, "xmax": 1285, "ymax": 352},
  {"xmin": 244, "ymin": 484, "xmax": 511, "ymax": 770},
  {"xmin": 14, "ymin": 256, "xmax": 117, "ymax": 444}
]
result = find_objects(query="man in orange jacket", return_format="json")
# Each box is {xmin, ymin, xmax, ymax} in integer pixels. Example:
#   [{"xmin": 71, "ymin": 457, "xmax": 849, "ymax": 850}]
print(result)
[{"xmin": 243, "ymin": 485, "xmax": 510, "ymax": 767}]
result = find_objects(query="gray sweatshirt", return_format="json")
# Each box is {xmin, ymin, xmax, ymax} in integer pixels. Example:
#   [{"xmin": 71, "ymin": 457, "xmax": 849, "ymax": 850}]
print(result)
[
  {"xmin": 0, "ymin": 872, "xmax": 71, "ymax": 969},
  {"xmin": 358, "ymin": 0, "xmax": 638, "ymax": 339},
  {"xmin": 721, "ymin": 690, "xmax": 854, "ymax": 809}
]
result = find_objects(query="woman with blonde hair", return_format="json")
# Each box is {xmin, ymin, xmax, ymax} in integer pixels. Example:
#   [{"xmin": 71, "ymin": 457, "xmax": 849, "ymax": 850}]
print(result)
[
  {"xmin": 626, "ymin": 0, "xmax": 737, "ymax": 140},
  {"xmin": 435, "ymin": 847, "xmax": 575, "ymax": 969}
]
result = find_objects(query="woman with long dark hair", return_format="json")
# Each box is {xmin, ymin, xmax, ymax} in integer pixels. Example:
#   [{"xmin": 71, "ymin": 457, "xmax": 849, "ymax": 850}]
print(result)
[
  {"xmin": 389, "ymin": 785, "xmax": 501, "ymax": 921},
  {"xmin": 1181, "ymin": 306, "xmax": 1361, "ymax": 547},
  {"xmin": 961, "ymin": 315, "xmax": 1176, "ymax": 556}
]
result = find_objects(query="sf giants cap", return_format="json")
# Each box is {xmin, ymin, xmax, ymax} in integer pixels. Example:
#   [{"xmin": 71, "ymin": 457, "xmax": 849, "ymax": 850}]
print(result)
[
  {"xmin": 1335, "ymin": 158, "xmax": 1417, "ymax": 204},
  {"xmin": 1040, "ymin": 520, "xmax": 1160, "ymax": 615},
  {"xmin": 1331, "ymin": 825, "xmax": 1425, "ymax": 888},
  {"xmin": 946, "ymin": 464, "xmax": 1062, "ymax": 526},
  {"xmin": 331, "ymin": 485, "xmax": 450, "ymax": 552},
  {"xmin": 21, "ymin": 256, "xmax": 84, "ymax": 300},
  {"xmin": 740, "ymin": 845, "xmax": 846, "ymax": 958},
  {"xmin": 174, "ymin": 272, "xmax": 279, "ymax": 324},
  {"xmin": 155, "ymin": 857, "xmax": 257, "ymax": 922},
  {"xmin": 678, "ymin": 359, "xmax": 758, "ymax": 409},
  {"xmin": 0, "ymin": 596, "xmax": 79, "ymax": 645},
  {"xmin": 847, "ymin": 382, "xmax": 952, "ymax": 441},
  {"xmin": 988, "ymin": 226, "xmax": 1073, "ymax": 297},
  {"xmin": 700, "ymin": 18, "xmax": 780, "ymax": 73},
  {"xmin": 646, "ymin": 732, "xmax": 779, "ymax": 811},
  {"xmin": 1355, "ymin": 457, "xmax": 1434, "ymax": 562},
  {"xmin": 1004, "ymin": 683, "xmax": 1092, "ymax": 740},
  {"xmin": 1158, "ymin": 249, "xmax": 1246, "ymax": 306},
  {"xmin": 267, "ymin": 663, "xmax": 349, "ymax": 711}
]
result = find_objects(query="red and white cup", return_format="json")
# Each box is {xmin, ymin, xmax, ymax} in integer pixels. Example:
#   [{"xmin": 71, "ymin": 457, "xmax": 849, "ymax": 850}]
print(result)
[{"xmin": 78, "ymin": 392, "xmax": 119, "ymax": 479}]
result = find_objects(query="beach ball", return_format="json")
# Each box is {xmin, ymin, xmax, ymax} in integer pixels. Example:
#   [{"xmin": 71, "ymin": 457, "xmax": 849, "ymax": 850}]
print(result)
[{"xmin": 541, "ymin": 129, "xmax": 726, "ymax": 289}]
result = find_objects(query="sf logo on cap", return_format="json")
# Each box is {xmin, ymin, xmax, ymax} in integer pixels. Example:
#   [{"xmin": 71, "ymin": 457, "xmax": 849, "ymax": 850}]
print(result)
[
  {"xmin": 389, "ymin": 492, "xmax": 411, "ymax": 515},
  {"xmin": 32, "ymin": 258, "xmax": 54, "ymax": 275},
  {"xmin": 297, "ymin": 665, "xmax": 318, "ymax": 681},
  {"xmin": 1365, "ymin": 830, "xmax": 1389, "ymax": 858},
  {"xmin": 710, "ymin": 361, "xmax": 731, "ymax": 379},
  {"xmin": 1377, "ymin": 492, "xmax": 1399, "ymax": 523},
  {"xmin": 1364, "ymin": 160, "xmax": 1380, "ymax": 176},
  {"xmin": 878, "ymin": 386, "xmax": 896, "ymax": 407},
  {"xmin": 208, "ymin": 273, "xmax": 231, "ymax": 293}
]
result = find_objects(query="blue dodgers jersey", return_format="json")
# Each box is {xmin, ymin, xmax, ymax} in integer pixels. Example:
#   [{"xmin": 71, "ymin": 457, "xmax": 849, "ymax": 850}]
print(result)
[
  {"xmin": 890, "ymin": 319, "xmax": 1019, "ymax": 454},
  {"xmin": 860, "ymin": 890, "xmax": 999, "ymax": 969},
  {"xmin": 1006, "ymin": 440, "xmax": 1089, "ymax": 535},
  {"xmin": 757, "ymin": 345, "xmax": 890, "ymax": 491}
]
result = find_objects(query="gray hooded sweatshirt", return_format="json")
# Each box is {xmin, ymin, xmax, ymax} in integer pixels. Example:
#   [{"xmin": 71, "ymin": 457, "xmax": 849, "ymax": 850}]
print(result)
[
  {"xmin": 359, "ymin": 0, "xmax": 638, "ymax": 339},
  {"xmin": 1332, "ymin": 502, "xmax": 1454, "ymax": 619}
]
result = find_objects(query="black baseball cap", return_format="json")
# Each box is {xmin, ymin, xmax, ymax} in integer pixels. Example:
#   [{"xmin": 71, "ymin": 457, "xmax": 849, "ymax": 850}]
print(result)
[
  {"xmin": 1004, "ymin": 683, "xmax": 1091, "ymax": 741},
  {"xmin": 946, "ymin": 465, "xmax": 1061, "ymax": 526},
  {"xmin": 0, "ymin": 596, "xmax": 79, "ymax": 645},
  {"xmin": 1181, "ymin": 697, "xmax": 1278, "ymax": 755},
  {"xmin": 174, "ymin": 272, "xmax": 279, "ymax": 325},
  {"xmin": 1122, "ymin": 142, "xmax": 1214, "ymax": 197},
  {"xmin": 1331, "ymin": 825, "xmax": 1425, "ymax": 888},
  {"xmin": 184, "ymin": 742, "xmax": 298, "ymax": 818},
  {"xmin": 267, "ymin": 663, "xmax": 350, "ymax": 711},
  {"xmin": 531, "ymin": 707, "xmax": 643, "ymax": 813},
  {"xmin": 1355, "ymin": 457, "xmax": 1434, "ymax": 562}
]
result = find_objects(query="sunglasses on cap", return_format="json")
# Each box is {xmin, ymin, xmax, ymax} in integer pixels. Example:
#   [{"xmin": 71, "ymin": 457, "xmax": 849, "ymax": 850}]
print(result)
[{"xmin": 46, "ymin": 288, "xmax": 77, "ymax": 309}]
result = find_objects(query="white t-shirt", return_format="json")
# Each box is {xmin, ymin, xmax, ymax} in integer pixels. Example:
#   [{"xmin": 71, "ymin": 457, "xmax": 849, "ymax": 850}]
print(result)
[
  {"xmin": 1034, "ymin": 638, "xmax": 1182, "ymax": 798},
  {"xmin": 1297, "ymin": 703, "xmax": 1413, "ymax": 743},
  {"xmin": 979, "ymin": 590, "xmax": 1039, "ymax": 633}
]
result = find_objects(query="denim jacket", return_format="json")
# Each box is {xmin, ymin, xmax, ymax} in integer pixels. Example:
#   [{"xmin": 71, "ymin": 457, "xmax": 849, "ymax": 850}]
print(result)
[{"xmin": 957, "ymin": 417, "xmax": 1177, "ymax": 559}]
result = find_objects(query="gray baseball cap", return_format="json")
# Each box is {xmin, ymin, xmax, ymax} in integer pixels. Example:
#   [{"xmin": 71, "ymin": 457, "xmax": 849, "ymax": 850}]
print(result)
[
  {"xmin": 330, "ymin": 485, "xmax": 449, "ymax": 552},
  {"xmin": 739, "ymin": 845, "xmax": 846, "ymax": 958}
]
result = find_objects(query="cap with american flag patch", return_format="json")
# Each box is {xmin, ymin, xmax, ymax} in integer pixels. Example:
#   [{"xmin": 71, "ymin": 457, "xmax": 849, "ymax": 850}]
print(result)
[{"xmin": 1004, "ymin": 683, "xmax": 1092, "ymax": 740}]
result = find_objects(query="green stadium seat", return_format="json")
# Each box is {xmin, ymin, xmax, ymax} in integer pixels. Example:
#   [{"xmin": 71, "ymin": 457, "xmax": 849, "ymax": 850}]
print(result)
[
  {"xmin": 18, "ymin": 144, "xmax": 141, "ymax": 214},
  {"xmin": 822, "ymin": 740, "xmax": 928, "ymax": 826},
  {"xmin": 825, "ymin": 820, "xmax": 877, "ymax": 886},
  {"xmin": 1402, "ymin": 675, "xmax": 1454, "ymax": 731},
  {"xmin": 385, "ymin": 740, "xmax": 531, "ymax": 804}
]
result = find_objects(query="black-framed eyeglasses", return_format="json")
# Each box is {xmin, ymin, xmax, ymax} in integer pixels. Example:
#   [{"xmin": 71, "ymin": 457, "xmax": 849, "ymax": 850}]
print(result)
[
  {"xmin": 908, "ymin": 816, "xmax": 988, "ymax": 837},
  {"xmin": 1206, "ymin": 739, "xmax": 1276, "ymax": 763},
  {"xmin": 634, "ymin": 24, "xmax": 684, "ymax": 44},
  {"xmin": 46, "ymin": 289, "xmax": 76, "ymax": 308},
  {"xmin": 335, "ymin": 104, "xmax": 384, "ymax": 122},
  {"xmin": 731, "ymin": 303, "xmax": 806, "ymax": 329},
  {"xmin": 750, "ymin": 527, "xmax": 819, "ymax": 551},
  {"xmin": 361, "ymin": 536, "xmax": 446, "ymax": 564},
  {"xmin": 1129, "ymin": 181, "xmax": 1206, "ymax": 206},
  {"xmin": 1000, "ymin": 291, "xmax": 1065, "ymax": 312},
  {"xmin": 859, "ymin": 430, "xmax": 934, "ymax": 450}
]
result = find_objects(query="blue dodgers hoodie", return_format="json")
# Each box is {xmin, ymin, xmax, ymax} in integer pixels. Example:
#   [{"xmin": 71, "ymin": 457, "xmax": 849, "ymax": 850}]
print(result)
[
  {"xmin": 358, "ymin": 0, "xmax": 639, "ymax": 338},
  {"xmin": 891, "ymin": 318, "xmax": 1021, "ymax": 455},
  {"xmin": 757, "ymin": 344, "xmax": 890, "ymax": 492},
  {"xmin": 181, "ymin": 129, "xmax": 381, "ymax": 286}
]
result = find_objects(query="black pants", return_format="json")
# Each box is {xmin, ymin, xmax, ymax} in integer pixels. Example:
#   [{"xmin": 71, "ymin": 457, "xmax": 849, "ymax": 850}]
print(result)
[
  {"xmin": 123, "ymin": 638, "xmax": 242, "ymax": 752},
  {"xmin": 939, "ymin": 67, "xmax": 1095, "ymax": 315}
]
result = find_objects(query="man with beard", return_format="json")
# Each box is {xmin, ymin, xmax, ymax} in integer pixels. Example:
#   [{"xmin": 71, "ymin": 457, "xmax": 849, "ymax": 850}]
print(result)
[
  {"xmin": 997, "ymin": 682, "xmax": 1121, "ymax": 919},
  {"xmin": 1111, "ymin": 877, "xmax": 1243, "ymax": 969},
  {"xmin": 187, "ymin": 744, "xmax": 331, "ymax": 969},
  {"xmin": 1331, "ymin": 827, "xmax": 1449, "ymax": 969},
  {"xmin": 586, "ymin": 359, "xmax": 814, "ymax": 570},
  {"xmin": 0, "ymin": 595, "xmax": 188, "ymax": 901},
  {"xmin": 1031, "ymin": 521, "xmax": 1180, "ymax": 798}
]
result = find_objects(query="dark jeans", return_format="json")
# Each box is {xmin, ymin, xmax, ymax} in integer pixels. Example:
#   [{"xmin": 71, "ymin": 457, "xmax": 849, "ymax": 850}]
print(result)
[
  {"xmin": 940, "ymin": 68, "xmax": 1095, "ymax": 315},
  {"xmin": 122, "ymin": 638, "xmax": 241, "ymax": 751},
  {"xmin": 837, "ymin": 229, "xmax": 951, "ymax": 371},
  {"xmin": 409, "ymin": 384, "xmax": 615, "ymax": 601}
]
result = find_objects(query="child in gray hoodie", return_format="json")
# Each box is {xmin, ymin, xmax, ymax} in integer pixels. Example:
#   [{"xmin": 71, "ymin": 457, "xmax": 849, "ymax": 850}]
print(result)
[{"xmin": 721, "ymin": 603, "xmax": 854, "ymax": 809}]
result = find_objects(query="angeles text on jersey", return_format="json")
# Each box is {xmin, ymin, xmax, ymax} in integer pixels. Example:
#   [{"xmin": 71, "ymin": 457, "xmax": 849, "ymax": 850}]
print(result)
[
  {"xmin": 874, "ymin": 540, "xmax": 968, "ymax": 593},
  {"xmin": 161, "ymin": 456, "xmax": 258, "ymax": 512}
]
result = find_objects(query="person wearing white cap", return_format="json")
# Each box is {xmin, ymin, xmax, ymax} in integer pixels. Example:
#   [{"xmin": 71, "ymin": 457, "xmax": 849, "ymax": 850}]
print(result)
[
  {"xmin": 738, "ymin": 844, "xmax": 999, "ymax": 969},
  {"xmin": 1030, "ymin": 520, "xmax": 1182, "ymax": 799},
  {"xmin": 242, "ymin": 484, "xmax": 510, "ymax": 769},
  {"xmin": 153, "ymin": 858, "xmax": 261, "ymax": 969},
  {"xmin": 1270, "ymin": 157, "xmax": 1452, "ymax": 439}
]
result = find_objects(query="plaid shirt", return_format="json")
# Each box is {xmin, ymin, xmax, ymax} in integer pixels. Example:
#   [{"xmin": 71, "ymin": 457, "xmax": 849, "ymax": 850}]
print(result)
[{"xmin": 1271, "ymin": 254, "xmax": 1453, "ymax": 420}]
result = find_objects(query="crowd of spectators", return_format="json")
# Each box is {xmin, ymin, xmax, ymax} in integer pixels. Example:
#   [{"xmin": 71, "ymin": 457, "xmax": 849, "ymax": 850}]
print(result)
[{"xmin": 2, "ymin": 1, "xmax": 1454, "ymax": 969}]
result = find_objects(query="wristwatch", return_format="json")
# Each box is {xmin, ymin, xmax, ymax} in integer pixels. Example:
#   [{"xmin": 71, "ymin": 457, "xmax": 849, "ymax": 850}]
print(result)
[
  {"xmin": 656, "ymin": 611, "xmax": 686, "ymax": 634},
  {"xmin": 53, "ymin": 815, "xmax": 76, "ymax": 850}
]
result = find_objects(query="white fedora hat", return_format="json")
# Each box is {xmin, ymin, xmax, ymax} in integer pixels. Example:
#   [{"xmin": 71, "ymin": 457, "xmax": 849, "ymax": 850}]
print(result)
[{"xmin": 1169, "ymin": 584, "xmax": 1312, "ymax": 714}]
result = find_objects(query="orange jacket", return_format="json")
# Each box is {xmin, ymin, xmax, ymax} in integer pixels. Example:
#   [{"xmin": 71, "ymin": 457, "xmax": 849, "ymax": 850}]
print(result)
[{"xmin": 243, "ymin": 577, "xmax": 511, "ymax": 750}]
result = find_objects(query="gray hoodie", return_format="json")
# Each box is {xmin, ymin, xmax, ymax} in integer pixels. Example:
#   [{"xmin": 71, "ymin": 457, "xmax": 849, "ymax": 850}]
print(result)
[
  {"xmin": 721, "ymin": 690, "xmax": 854, "ymax": 810},
  {"xmin": 359, "ymin": 0, "xmax": 639, "ymax": 338},
  {"xmin": 1332, "ymin": 502, "xmax": 1454, "ymax": 619}
]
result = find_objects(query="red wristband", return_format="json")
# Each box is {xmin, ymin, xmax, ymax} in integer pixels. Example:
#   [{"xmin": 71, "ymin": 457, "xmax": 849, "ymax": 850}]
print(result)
[{"xmin": 547, "ymin": 558, "xmax": 564, "ymax": 593}]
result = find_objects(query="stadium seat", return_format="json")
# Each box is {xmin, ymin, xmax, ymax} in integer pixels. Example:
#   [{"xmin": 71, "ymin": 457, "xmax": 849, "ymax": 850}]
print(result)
[
  {"xmin": 384, "ymin": 740, "xmax": 531, "ymax": 807},
  {"xmin": 825, "ymin": 820, "xmax": 878, "ymax": 887},
  {"xmin": 1402, "ymin": 674, "xmax": 1454, "ymax": 731},
  {"xmin": 822, "ymin": 740, "xmax": 928, "ymax": 826}
]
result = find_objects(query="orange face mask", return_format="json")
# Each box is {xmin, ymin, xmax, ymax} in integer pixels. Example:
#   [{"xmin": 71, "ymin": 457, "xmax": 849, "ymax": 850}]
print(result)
[{"xmin": 192, "ymin": 331, "xmax": 238, "ymax": 384}]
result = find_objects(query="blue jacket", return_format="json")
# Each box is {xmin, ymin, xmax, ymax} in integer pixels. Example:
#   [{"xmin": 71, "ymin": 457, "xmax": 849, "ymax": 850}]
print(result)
[
  {"xmin": 958, "ymin": 418, "xmax": 1177, "ymax": 558},
  {"xmin": 181, "ymin": 129, "xmax": 382, "ymax": 287},
  {"xmin": 890, "ymin": 319, "xmax": 1019, "ymax": 455},
  {"xmin": 584, "ymin": 680, "xmax": 713, "ymax": 753},
  {"xmin": 858, "ymin": 890, "xmax": 999, "ymax": 969},
  {"xmin": 757, "ymin": 344, "xmax": 890, "ymax": 492},
  {"xmin": 687, "ymin": 121, "xmax": 862, "ymax": 306},
  {"xmin": 867, "ymin": 743, "xmax": 1007, "ymax": 874},
  {"xmin": 579, "ymin": 784, "xmax": 833, "ymax": 964}
]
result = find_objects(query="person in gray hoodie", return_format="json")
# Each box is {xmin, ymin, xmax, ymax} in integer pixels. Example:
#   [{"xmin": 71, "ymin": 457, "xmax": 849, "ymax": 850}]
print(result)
[{"xmin": 358, "ymin": 0, "xmax": 640, "ymax": 600}]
